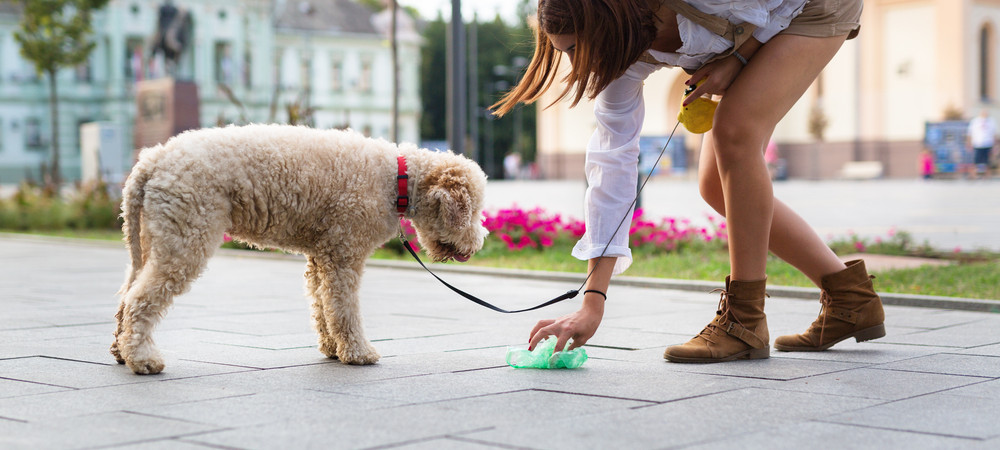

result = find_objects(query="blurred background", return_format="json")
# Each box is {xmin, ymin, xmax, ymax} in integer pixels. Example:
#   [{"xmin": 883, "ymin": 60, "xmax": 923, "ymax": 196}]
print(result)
[{"xmin": 0, "ymin": 0, "xmax": 997, "ymax": 186}]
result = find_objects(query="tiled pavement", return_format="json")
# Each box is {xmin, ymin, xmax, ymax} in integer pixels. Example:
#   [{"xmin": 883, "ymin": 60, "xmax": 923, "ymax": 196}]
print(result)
[{"xmin": 2, "ymin": 235, "xmax": 999, "ymax": 449}]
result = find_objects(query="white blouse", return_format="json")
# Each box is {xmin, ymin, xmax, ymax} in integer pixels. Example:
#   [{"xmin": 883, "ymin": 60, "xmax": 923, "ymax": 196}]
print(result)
[{"xmin": 571, "ymin": 0, "xmax": 807, "ymax": 275}]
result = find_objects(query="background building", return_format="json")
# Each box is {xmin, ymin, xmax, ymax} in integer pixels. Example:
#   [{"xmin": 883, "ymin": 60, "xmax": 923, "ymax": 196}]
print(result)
[
  {"xmin": 0, "ymin": 0, "xmax": 421, "ymax": 185},
  {"xmin": 535, "ymin": 0, "xmax": 1000, "ymax": 180}
]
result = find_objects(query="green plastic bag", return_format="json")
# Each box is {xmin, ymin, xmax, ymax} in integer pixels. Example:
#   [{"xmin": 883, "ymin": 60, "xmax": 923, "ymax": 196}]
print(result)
[{"xmin": 506, "ymin": 337, "xmax": 588, "ymax": 369}]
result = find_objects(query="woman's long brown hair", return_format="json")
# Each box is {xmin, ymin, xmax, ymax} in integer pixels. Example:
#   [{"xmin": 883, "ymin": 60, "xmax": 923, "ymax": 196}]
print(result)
[{"xmin": 490, "ymin": 0, "xmax": 657, "ymax": 117}]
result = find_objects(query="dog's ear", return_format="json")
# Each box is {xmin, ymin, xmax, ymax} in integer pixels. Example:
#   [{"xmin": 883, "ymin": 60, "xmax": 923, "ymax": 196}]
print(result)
[{"xmin": 425, "ymin": 166, "xmax": 472, "ymax": 229}]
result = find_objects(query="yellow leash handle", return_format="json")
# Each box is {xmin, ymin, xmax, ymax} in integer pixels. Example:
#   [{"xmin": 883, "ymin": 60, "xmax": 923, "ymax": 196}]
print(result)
[{"xmin": 677, "ymin": 81, "xmax": 718, "ymax": 134}]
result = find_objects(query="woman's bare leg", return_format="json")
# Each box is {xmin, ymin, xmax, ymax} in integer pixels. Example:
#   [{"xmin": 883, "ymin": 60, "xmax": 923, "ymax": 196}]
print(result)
[
  {"xmin": 710, "ymin": 34, "xmax": 849, "ymax": 281},
  {"xmin": 698, "ymin": 133, "xmax": 846, "ymax": 286},
  {"xmin": 664, "ymin": 34, "xmax": 851, "ymax": 363}
]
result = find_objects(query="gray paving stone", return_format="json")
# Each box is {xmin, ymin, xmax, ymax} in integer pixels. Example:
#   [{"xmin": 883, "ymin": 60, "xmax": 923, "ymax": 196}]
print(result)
[
  {"xmin": 760, "ymin": 367, "xmax": 987, "ymax": 400},
  {"xmin": 0, "ymin": 377, "xmax": 254, "ymax": 422},
  {"xmin": 127, "ymin": 389, "xmax": 402, "ymax": 428},
  {"xmin": 381, "ymin": 436, "xmax": 518, "ymax": 449},
  {"xmin": 462, "ymin": 387, "xmax": 883, "ymax": 449},
  {"xmin": 684, "ymin": 421, "xmax": 981, "ymax": 450},
  {"xmin": 936, "ymin": 378, "xmax": 1000, "ymax": 400},
  {"xmin": 666, "ymin": 355, "xmax": 864, "ymax": 381},
  {"xmin": 185, "ymin": 389, "xmax": 649, "ymax": 449},
  {"xmin": 769, "ymin": 341, "xmax": 956, "ymax": 364},
  {"xmin": 958, "ymin": 342, "xmax": 1000, "ymax": 357},
  {"xmin": 875, "ymin": 353, "xmax": 1000, "ymax": 378},
  {"xmin": 106, "ymin": 439, "xmax": 227, "ymax": 449},
  {"xmin": 877, "ymin": 318, "xmax": 1000, "ymax": 348},
  {"xmin": 0, "ymin": 352, "xmax": 257, "ymax": 387},
  {"xmin": 826, "ymin": 390, "xmax": 1000, "ymax": 439},
  {"xmin": 171, "ymin": 361, "xmax": 432, "ymax": 393},
  {"xmin": 0, "ymin": 410, "xmax": 221, "ymax": 449},
  {"xmin": 0, "ymin": 377, "xmax": 70, "ymax": 399},
  {"xmin": 883, "ymin": 309, "xmax": 994, "ymax": 330}
]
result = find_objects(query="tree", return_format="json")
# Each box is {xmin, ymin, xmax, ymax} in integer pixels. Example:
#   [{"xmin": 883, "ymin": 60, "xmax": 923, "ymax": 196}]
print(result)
[
  {"xmin": 11, "ymin": 0, "xmax": 110, "ymax": 191},
  {"xmin": 419, "ymin": 8, "xmax": 537, "ymax": 179}
]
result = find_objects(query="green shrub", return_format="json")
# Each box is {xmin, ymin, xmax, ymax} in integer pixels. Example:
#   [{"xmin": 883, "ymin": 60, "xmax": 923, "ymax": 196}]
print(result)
[{"xmin": 0, "ymin": 180, "xmax": 122, "ymax": 231}]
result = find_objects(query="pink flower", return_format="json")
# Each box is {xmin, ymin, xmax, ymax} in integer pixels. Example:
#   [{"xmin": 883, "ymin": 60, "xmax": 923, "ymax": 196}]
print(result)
[{"xmin": 854, "ymin": 241, "xmax": 866, "ymax": 252}]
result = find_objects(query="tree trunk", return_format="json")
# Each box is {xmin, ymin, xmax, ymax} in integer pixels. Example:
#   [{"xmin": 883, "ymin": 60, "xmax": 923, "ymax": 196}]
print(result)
[{"xmin": 47, "ymin": 68, "xmax": 61, "ymax": 191}]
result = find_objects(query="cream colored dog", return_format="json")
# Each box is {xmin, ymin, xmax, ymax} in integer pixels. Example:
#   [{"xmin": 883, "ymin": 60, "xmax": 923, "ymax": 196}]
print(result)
[{"xmin": 111, "ymin": 124, "xmax": 488, "ymax": 374}]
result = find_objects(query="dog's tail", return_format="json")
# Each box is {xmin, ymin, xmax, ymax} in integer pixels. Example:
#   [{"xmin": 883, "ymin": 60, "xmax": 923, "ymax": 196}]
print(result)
[{"xmin": 117, "ymin": 152, "xmax": 156, "ymax": 297}]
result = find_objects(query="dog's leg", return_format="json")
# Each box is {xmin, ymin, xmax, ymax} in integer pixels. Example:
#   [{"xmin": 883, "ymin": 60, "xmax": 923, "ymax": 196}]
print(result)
[
  {"xmin": 313, "ymin": 256, "xmax": 380, "ymax": 365},
  {"xmin": 117, "ymin": 210, "xmax": 224, "ymax": 374},
  {"xmin": 110, "ymin": 300, "xmax": 126, "ymax": 364},
  {"xmin": 305, "ymin": 256, "xmax": 337, "ymax": 359}
]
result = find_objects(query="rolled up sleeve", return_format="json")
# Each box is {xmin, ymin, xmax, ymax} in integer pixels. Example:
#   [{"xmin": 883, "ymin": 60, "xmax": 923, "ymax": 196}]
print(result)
[{"xmin": 571, "ymin": 63, "xmax": 655, "ymax": 275}]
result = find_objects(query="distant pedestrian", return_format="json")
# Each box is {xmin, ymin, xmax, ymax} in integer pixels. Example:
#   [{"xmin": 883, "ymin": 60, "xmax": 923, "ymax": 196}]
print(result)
[
  {"xmin": 967, "ymin": 109, "xmax": 997, "ymax": 179},
  {"xmin": 764, "ymin": 139, "xmax": 780, "ymax": 180},
  {"xmin": 919, "ymin": 148, "xmax": 935, "ymax": 180},
  {"xmin": 504, "ymin": 152, "xmax": 522, "ymax": 180}
]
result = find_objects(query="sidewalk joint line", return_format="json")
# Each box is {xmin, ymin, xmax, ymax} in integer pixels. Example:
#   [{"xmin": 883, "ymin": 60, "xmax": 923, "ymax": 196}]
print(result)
[{"xmin": 815, "ymin": 419, "xmax": 989, "ymax": 441}]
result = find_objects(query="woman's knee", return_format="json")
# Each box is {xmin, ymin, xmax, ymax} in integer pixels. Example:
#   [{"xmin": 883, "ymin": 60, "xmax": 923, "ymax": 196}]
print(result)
[{"xmin": 711, "ymin": 109, "xmax": 767, "ymax": 164}]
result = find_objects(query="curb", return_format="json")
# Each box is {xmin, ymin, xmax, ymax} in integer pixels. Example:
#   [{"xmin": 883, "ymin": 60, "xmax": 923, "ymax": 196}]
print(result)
[{"xmin": 3, "ymin": 232, "xmax": 998, "ymax": 313}]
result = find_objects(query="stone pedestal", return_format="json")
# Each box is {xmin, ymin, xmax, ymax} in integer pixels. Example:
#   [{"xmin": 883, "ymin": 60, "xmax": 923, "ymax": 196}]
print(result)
[{"xmin": 133, "ymin": 78, "xmax": 200, "ymax": 157}]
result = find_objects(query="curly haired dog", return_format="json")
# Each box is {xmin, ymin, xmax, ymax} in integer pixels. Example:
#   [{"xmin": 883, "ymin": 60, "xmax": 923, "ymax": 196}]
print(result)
[{"xmin": 111, "ymin": 124, "xmax": 488, "ymax": 374}]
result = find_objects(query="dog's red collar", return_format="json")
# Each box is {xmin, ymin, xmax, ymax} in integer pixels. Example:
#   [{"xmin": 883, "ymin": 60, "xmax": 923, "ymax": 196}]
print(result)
[{"xmin": 396, "ymin": 156, "xmax": 408, "ymax": 216}]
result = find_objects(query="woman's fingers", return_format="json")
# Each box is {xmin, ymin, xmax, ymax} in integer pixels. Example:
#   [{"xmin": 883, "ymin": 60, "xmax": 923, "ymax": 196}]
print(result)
[
  {"xmin": 528, "ymin": 320, "xmax": 556, "ymax": 350},
  {"xmin": 554, "ymin": 334, "xmax": 572, "ymax": 355},
  {"xmin": 529, "ymin": 319, "xmax": 554, "ymax": 340}
]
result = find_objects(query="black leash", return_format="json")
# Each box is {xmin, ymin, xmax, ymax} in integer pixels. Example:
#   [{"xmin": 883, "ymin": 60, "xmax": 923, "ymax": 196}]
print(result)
[
  {"xmin": 400, "ymin": 120, "xmax": 682, "ymax": 313},
  {"xmin": 400, "ymin": 240, "xmax": 579, "ymax": 313}
]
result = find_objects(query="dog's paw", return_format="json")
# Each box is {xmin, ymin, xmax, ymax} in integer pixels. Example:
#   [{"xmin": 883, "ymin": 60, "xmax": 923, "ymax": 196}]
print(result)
[
  {"xmin": 338, "ymin": 344, "xmax": 380, "ymax": 365},
  {"xmin": 122, "ymin": 343, "xmax": 165, "ymax": 374},
  {"xmin": 125, "ymin": 356, "xmax": 165, "ymax": 375},
  {"xmin": 318, "ymin": 338, "xmax": 339, "ymax": 359}
]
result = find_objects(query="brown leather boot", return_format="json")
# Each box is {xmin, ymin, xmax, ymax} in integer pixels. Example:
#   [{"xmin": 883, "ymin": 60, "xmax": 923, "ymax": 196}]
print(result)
[
  {"xmin": 664, "ymin": 277, "xmax": 770, "ymax": 363},
  {"xmin": 774, "ymin": 259, "xmax": 886, "ymax": 351}
]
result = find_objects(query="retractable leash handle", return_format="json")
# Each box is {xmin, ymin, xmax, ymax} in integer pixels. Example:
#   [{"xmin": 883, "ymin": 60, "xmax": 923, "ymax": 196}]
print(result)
[{"xmin": 400, "ymin": 120, "xmax": 682, "ymax": 314}]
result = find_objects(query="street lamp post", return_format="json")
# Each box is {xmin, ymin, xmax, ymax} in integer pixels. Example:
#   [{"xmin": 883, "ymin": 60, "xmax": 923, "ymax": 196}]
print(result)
[{"xmin": 447, "ymin": 0, "xmax": 466, "ymax": 155}]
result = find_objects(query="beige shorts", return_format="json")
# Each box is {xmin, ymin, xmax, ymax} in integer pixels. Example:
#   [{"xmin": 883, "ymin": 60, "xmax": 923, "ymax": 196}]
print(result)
[{"xmin": 784, "ymin": 0, "xmax": 863, "ymax": 40}]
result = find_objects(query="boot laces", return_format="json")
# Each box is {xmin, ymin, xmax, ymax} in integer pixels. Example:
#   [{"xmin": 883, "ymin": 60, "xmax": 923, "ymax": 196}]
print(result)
[
  {"xmin": 809, "ymin": 290, "xmax": 834, "ymax": 345},
  {"xmin": 696, "ymin": 288, "xmax": 744, "ymax": 343}
]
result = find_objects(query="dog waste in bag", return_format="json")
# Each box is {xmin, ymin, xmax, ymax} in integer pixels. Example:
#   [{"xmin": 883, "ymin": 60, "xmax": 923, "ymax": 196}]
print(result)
[{"xmin": 506, "ymin": 337, "xmax": 588, "ymax": 369}]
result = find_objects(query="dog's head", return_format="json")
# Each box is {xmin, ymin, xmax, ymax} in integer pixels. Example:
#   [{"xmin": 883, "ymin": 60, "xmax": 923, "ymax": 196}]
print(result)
[{"xmin": 411, "ymin": 152, "xmax": 488, "ymax": 263}]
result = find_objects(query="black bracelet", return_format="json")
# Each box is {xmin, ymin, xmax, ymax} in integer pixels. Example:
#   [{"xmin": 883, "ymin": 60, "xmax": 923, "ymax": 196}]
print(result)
[
  {"xmin": 733, "ymin": 49, "xmax": 749, "ymax": 66},
  {"xmin": 583, "ymin": 289, "xmax": 607, "ymax": 301}
]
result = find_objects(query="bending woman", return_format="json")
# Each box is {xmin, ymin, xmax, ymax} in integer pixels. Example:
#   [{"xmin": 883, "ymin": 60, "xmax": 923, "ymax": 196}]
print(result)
[{"xmin": 491, "ymin": 0, "xmax": 885, "ymax": 363}]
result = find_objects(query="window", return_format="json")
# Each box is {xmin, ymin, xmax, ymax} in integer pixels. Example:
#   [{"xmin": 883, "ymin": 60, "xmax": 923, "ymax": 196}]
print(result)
[
  {"xmin": 214, "ymin": 41, "xmax": 234, "ymax": 84},
  {"xmin": 242, "ymin": 51, "xmax": 252, "ymax": 87},
  {"xmin": 25, "ymin": 118, "xmax": 43, "ymax": 150},
  {"xmin": 125, "ymin": 37, "xmax": 145, "ymax": 82},
  {"xmin": 358, "ymin": 58, "xmax": 372, "ymax": 93},
  {"xmin": 331, "ymin": 59, "xmax": 343, "ymax": 92},
  {"xmin": 300, "ymin": 53, "xmax": 311, "ymax": 91},
  {"xmin": 75, "ymin": 60, "xmax": 92, "ymax": 83},
  {"xmin": 979, "ymin": 24, "xmax": 995, "ymax": 102}
]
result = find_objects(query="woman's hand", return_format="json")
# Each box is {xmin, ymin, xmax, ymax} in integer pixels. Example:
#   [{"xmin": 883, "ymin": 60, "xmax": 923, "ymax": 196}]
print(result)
[
  {"xmin": 683, "ymin": 56, "xmax": 743, "ymax": 106},
  {"xmin": 528, "ymin": 301, "xmax": 604, "ymax": 353}
]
